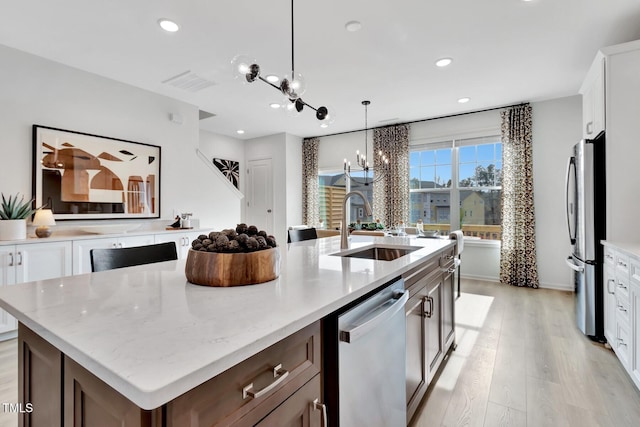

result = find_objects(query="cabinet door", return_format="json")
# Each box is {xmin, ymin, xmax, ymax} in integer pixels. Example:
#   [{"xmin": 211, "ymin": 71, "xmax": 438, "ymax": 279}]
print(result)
[
  {"xmin": 631, "ymin": 282, "xmax": 640, "ymax": 390},
  {"xmin": 19, "ymin": 323, "xmax": 62, "ymax": 427},
  {"xmin": 405, "ymin": 288, "xmax": 426, "ymax": 415},
  {"xmin": 425, "ymin": 278, "xmax": 443, "ymax": 382},
  {"xmin": 63, "ymin": 356, "xmax": 156, "ymax": 427},
  {"xmin": 604, "ymin": 265, "xmax": 617, "ymax": 344},
  {"xmin": 0, "ymin": 246, "xmax": 17, "ymax": 335},
  {"xmin": 72, "ymin": 237, "xmax": 118, "ymax": 274},
  {"xmin": 155, "ymin": 231, "xmax": 200, "ymax": 259},
  {"xmin": 253, "ymin": 375, "xmax": 323, "ymax": 427},
  {"xmin": 16, "ymin": 241, "xmax": 73, "ymax": 283},
  {"xmin": 442, "ymin": 268, "xmax": 455, "ymax": 350}
]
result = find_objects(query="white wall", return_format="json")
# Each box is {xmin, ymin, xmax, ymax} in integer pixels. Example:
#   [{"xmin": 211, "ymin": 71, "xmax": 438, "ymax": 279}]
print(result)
[
  {"xmin": 285, "ymin": 134, "xmax": 303, "ymax": 228},
  {"xmin": 0, "ymin": 44, "xmax": 242, "ymax": 231},
  {"xmin": 531, "ymin": 95, "xmax": 582, "ymax": 290}
]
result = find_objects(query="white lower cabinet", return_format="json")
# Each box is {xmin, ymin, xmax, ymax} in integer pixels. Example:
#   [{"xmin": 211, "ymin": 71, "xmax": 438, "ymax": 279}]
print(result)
[
  {"xmin": 72, "ymin": 235, "xmax": 156, "ymax": 274},
  {"xmin": 603, "ymin": 264, "xmax": 617, "ymax": 344},
  {"xmin": 0, "ymin": 241, "xmax": 72, "ymax": 335},
  {"xmin": 602, "ymin": 242, "xmax": 640, "ymax": 391},
  {"xmin": 154, "ymin": 231, "xmax": 202, "ymax": 259}
]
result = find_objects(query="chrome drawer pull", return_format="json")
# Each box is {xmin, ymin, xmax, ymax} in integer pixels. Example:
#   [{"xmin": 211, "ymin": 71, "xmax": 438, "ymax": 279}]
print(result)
[
  {"xmin": 607, "ymin": 279, "xmax": 616, "ymax": 294},
  {"xmin": 618, "ymin": 339, "xmax": 627, "ymax": 347},
  {"xmin": 618, "ymin": 283, "xmax": 627, "ymax": 290},
  {"xmin": 8, "ymin": 252, "xmax": 14, "ymax": 267},
  {"xmin": 617, "ymin": 305, "xmax": 627, "ymax": 313},
  {"xmin": 242, "ymin": 364, "xmax": 289, "ymax": 399},
  {"xmin": 312, "ymin": 398, "xmax": 328, "ymax": 427}
]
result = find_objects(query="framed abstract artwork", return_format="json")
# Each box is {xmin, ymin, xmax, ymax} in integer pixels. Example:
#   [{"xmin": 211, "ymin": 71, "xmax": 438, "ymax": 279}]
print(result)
[
  {"xmin": 33, "ymin": 125, "xmax": 161, "ymax": 220},
  {"xmin": 213, "ymin": 157, "xmax": 239, "ymax": 189}
]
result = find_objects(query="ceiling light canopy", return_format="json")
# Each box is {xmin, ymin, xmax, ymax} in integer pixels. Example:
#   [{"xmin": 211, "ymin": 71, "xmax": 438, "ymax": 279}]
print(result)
[
  {"xmin": 231, "ymin": 0, "xmax": 331, "ymax": 124},
  {"xmin": 345, "ymin": 20, "xmax": 362, "ymax": 32},
  {"xmin": 158, "ymin": 19, "xmax": 179, "ymax": 33},
  {"xmin": 435, "ymin": 58, "xmax": 453, "ymax": 67},
  {"xmin": 344, "ymin": 100, "xmax": 390, "ymax": 186}
]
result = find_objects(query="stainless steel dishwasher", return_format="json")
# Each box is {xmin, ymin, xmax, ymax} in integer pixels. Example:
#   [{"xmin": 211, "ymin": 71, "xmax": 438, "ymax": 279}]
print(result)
[{"xmin": 337, "ymin": 277, "xmax": 408, "ymax": 426}]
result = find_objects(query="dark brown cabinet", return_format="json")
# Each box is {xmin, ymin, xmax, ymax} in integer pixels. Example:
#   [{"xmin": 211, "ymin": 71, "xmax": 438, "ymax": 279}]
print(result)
[
  {"xmin": 18, "ymin": 321, "xmax": 323, "ymax": 427},
  {"xmin": 404, "ymin": 247, "xmax": 456, "ymax": 423}
]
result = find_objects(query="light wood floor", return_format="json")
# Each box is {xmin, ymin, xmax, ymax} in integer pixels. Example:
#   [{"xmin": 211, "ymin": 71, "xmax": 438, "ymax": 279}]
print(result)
[
  {"xmin": 0, "ymin": 279, "xmax": 639, "ymax": 426},
  {"xmin": 411, "ymin": 279, "xmax": 640, "ymax": 427}
]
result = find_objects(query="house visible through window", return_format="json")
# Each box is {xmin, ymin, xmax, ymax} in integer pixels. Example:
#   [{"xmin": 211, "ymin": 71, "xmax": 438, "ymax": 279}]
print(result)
[
  {"xmin": 318, "ymin": 169, "xmax": 374, "ymax": 229},
  {"xmin": 410, "ymin": 136, "xmax": 502, "ymax": 240}
]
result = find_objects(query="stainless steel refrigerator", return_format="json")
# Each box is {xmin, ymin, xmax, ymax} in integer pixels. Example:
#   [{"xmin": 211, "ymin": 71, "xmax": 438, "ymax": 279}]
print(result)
[{"xmin": 565, "ymin": 134, "xmax": 606, "ymax": 342}]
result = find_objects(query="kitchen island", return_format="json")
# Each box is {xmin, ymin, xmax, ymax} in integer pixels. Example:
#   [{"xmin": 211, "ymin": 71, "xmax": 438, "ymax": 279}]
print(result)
[{"xmin": 0, "ymin": 235, "xmax": 455, "ymax": 426}]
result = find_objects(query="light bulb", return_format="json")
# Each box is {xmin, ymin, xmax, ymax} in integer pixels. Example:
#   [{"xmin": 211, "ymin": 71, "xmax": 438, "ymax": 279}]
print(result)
[
  {"xmin": 231, "ymin": 54, "xmax": 260, "ymax": 83},
  {"xmin": 281, "ymin": 97, "xmax": 302, "ymax": 117},
  {"xmin": 280, "ymin": 72, "xmax": 306, "ymax": 99},
  {"xmin": 316, "ymin": 105, "xmax": 335, "ymax": 126}
]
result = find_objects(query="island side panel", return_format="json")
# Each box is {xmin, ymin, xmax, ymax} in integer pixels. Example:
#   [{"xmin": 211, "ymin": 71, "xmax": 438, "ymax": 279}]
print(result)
[{"xmin": 19, "ymin": 322, "xmax": 62, "ymax": 427}]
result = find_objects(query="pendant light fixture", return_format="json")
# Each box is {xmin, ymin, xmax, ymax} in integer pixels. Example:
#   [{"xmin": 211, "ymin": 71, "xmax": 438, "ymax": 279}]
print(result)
[
  {"xmin": 343, "ymin": 100, "xmax": 390, "ymax": 186},
  {"xmin": 231, "ymin": 0, "xmax": 333, "ymax": 126}
]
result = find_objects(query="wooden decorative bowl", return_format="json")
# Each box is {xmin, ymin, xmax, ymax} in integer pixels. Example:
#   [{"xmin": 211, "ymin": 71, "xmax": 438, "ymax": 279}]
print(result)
[{"xmin": 185, "ymin": 247, "xmax": 280, "ymax": 287}]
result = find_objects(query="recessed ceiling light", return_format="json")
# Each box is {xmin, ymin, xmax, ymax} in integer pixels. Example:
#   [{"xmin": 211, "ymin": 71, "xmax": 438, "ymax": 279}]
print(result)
[
  {"xmin": 236, "ymin": 130, "xmax": 245, "ymax": 134},
  {"xmin": 458, "ymin": 97, "xmax": 470, "ymax": 104},
  {"xmin": 345, "ymin": 21, "xmax": 362, "ymax": 32},
  {"xmin": 269, "ymin": 103, "xmax": 280, "ymax": 109},
  {"xmin": 320, "ymin": 123, "xmax": 329, "ymax": 128},
  {"xmin": 435, "ymin": 58, "xmax": 453, "ymax": 68},
  {"xmin": 158, "ymin": 19, "xmax": 180, "ymax": 33},
  {"xmin": 265, "ymin": 74, "xmax": 280, "ymax": 83}
]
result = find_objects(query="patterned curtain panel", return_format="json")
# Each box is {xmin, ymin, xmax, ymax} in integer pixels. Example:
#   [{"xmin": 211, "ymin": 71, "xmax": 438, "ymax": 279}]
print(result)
[
  {"xmin": 373, "ymin": 124, "xmax": 410, "ymax": 228},
  {"xmin": 302, "ymin": 137, "xmax": 319, "ymax": 227},
  {"xmin": 500, "ymin": 104, "xmax": 539, "ymax": 288}
]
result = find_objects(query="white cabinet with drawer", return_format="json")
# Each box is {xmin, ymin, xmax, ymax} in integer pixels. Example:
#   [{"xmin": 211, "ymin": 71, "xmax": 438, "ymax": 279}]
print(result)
[
  {"xmin": 602, "ymin": 241, "xmax": 640, "ymax": 391},
  {"xmin": 0, "ymin": 241, "xmax": 72, "ymax": 335},
  {"xmin": 72, "ymin": 234, "xmax": 156, "ymax": 274}
]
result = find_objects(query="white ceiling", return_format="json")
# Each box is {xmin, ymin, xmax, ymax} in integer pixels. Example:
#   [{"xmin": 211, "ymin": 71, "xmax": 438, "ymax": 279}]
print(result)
[{"xmin": 1, "ymin": 0, "xmax": 639, "ymax": 140}]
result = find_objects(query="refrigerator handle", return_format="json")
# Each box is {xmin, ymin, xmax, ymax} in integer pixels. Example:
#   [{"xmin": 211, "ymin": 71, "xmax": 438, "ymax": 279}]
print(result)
[
  {"xmin": 565, "ymin": 156, "xmax": 576, "ymax": 245},
  {"xmin": 565, "ymin": 256, "xmax": 584, "ymax": 273}
]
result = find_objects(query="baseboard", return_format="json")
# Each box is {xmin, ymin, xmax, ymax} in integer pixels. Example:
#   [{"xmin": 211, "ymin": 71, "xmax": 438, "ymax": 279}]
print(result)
[
  {"xmin": 460, "ymin": 274, "xmax": 573, "ymax": 292},
  {"xmin": 538, "ymin": 282, "xmax": 573, "ymax": 292},
  {"xmin": 460, "ymin": 274, "xmax": 499, "ymax": 283}
]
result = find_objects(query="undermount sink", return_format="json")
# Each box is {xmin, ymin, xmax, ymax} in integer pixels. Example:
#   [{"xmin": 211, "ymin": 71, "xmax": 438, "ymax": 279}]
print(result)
[{"xmin": 331, "ymin": 244, "xmax": 422, "ymax": 261}]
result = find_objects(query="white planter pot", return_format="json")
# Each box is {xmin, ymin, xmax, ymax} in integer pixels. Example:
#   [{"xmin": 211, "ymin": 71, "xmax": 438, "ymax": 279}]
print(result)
[{"xmin": 0, "ymin": 219, "xmax": 27, "ymax": 241}]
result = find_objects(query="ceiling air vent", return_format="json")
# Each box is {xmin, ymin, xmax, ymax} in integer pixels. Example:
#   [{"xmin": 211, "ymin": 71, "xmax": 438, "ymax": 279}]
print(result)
[
  {"xmin": 199, "ymin": 110, "xmax": 216, "ymax": 120},
  {"xmin": 161, "ymin": 70, "xmax": 216, "ymax": 93}
]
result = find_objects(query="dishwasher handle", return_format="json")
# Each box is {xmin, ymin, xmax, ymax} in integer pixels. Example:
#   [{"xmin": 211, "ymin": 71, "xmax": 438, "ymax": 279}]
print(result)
[{"xmin": 339, "ymin": 290, "xmax": 409, "ymax": 344}]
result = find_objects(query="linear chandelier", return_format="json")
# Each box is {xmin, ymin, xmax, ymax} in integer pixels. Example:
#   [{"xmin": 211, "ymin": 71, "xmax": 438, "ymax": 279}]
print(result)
[
  {"xmin": 343, "ymin": 100, "xmax": 390, "ymax": 186},
  {"xmin": 231, "ymin": 0, "xmax": 333, "ymax": 126}
]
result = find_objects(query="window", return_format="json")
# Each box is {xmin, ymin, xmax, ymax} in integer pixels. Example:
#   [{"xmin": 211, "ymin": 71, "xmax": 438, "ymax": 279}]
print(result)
[
  {"xmin": 409, "ymin": 136, "xmax": 502, "ymax": 240},
  {"xmin": 318, "ymin": 170, "xmax": 374, "ymax": 229}
]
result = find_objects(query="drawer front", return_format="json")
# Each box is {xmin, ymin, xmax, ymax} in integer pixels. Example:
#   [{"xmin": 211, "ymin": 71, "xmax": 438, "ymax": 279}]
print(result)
[
  {"xmin": 616, "ymin": 272, "xmax": 630, "ymax": 303},
  {"xmin": 615, "ymin": 295, "xmax": 630, "ymax": 326},
  {"xmin": 615, "ymin": 252, "xmax": 630, "ymax": 276},
  {"xmin": 604, "ymin": 246, "xmax": 615, "ymax": 267},
  {"xmin": 166, "ymin": 321, "xmax": 321, "ymax": 427},
  {"xmin": 630, "ymin": 257, "xmax": 640, "ymax": 286},
  {"xmin": 614, "ymin": 321, "xmax": 631, "ymax": 368}
]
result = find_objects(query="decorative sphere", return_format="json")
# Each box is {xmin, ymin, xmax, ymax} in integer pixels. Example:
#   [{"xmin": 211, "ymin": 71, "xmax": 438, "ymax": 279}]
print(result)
[
  {"xmin": 279, "ymin": 72, "xmax": 306, "ymax": 99},
  {"xmin": 231, "ymin": 54, "xmax": 259, "ymax": 82}
]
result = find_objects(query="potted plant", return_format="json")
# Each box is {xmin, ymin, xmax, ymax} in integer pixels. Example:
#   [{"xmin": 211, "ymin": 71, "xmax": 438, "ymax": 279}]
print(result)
[{"xmin": 0, "ymin": 193, "xmax": 37, "ymax": 240}]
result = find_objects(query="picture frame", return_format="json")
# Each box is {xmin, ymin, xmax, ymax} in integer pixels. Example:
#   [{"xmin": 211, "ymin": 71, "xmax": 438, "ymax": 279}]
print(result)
[
  {"xmin": 33, "ymin": 125, "xmax": 161, "ymax": 220},
  {"xmin": 212, "ymin": 157, "xmax": 240, "ymax": 189}
]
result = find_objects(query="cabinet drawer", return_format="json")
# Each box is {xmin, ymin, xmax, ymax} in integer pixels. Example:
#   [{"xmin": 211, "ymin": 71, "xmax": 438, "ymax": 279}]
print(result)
[
  {"xmin": 615, "ymin": 253, "xmax": 630, "ymax": 276},
  {"xmin": 616, "ymin": 273, "xmax": 630, "ymax": 303},
  {"xmin": 615, "ymin": 295, "xmax": 630, "ymax": 326},
  {"xmin": 166, "ymin": 321, "xmax": 321, "ymax": 427},
  {"xmin": 630, "ymin": 257, "xmax": 640, "ymax": 286},
  {"xmin": 604, "ymin": 246, "xmax": 615, "ymax": 267},
  {"xmin": 614, "ymin": 321, "xmax": 631, "ymax": 369}
]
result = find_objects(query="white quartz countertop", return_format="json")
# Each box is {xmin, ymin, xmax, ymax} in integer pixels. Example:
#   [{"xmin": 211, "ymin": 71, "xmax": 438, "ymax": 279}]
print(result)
[
  {"xmin": 0, "ymin": 235, "xmax": 454, "ymax": 410},
  {"xmin": 601, "ymin": 240, "xmax": 640, "ymax": 259}
]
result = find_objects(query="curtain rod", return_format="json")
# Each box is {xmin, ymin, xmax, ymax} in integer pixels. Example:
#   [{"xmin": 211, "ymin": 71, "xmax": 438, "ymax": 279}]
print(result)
[{"xmin": 309, "ymin": 101, "xmax": 529, "ymax": 139}]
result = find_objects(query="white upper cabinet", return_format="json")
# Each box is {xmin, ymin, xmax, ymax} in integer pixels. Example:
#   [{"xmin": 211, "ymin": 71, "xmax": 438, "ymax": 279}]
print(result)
[{"xmin": 580, "ymin": 54, "xmax": 606, "ymax": 139}]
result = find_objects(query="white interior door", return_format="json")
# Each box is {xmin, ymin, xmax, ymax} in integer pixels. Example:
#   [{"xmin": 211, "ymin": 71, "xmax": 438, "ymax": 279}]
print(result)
[{"xmin": 246, "ymin": 158, "xmax": 274, "ymax": 233}]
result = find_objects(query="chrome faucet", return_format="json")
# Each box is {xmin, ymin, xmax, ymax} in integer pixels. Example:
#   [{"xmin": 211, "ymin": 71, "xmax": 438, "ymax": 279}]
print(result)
[{"xmin": 341, "ymin": 191, "xmax": 373, "ymax": 249}]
